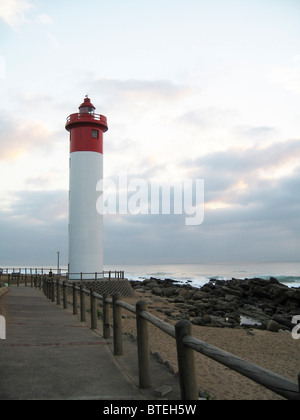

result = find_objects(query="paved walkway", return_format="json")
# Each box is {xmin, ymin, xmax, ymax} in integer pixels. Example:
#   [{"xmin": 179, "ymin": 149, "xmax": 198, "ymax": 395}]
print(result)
[{"xmin": 0, "ymin": 287, "xmax": 149, "ymax": 400}]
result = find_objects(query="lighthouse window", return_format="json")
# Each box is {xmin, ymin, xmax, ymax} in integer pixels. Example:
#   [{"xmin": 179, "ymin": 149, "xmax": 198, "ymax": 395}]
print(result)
[
  {"xmin": 80, "ymin": 106, "xmax": 94, "ymax": 114},
  {"xmin": 92, "ymin": 129, "xmax": 99, "ymax": 139}
]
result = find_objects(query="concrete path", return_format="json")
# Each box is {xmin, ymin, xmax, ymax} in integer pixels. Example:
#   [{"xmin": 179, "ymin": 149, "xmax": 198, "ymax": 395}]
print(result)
[{"xmin": 0, "ymin": 287, "xmax": 148, "ymax": 400}]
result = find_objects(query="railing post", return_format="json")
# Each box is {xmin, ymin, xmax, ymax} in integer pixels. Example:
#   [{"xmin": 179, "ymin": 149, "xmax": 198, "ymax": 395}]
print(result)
[
  {"xmin": 73, "ymin": 284, "xmax": 78, "ymax": 315},
  {"xmin": 42, "ymin": 278, "xmax": 45, "ymax": 295},
  {"xmin": 298, "ymin": 372, "xmax": 300, "ymax": 400},
  {"xmin": 90, "ymin": 290, "xmax": 97, "ymax": 330},
  {"xmin": 52, "ymin": 279, "xmax": 56, "ymax": 302},
  {"xmin": 136, "ymin": 301, "xmax": 151, "ymax": 389},
  {"xmin": 112, "ymin": 293, "xmax": 123, "ymax": 356},
  {"xmin": 56, "ymin": 278, "xmax": 61, "ymax": 305},
  {"xmin": 47, "ymin": 279, "xmax": 50, "ymax": 299},
  {"xmin": 103, "ymin": 293, "xmax": 110, "ymax": 339},
  {"xmin": 80, "ymin": 285, "xmax": 86, "ymax": 322},
  {"xmin": 175, "ymin": 320, "xmax": 198, "ymax": 401},
  {"xmin": 63, "ymin": 281, "xmax": 68, "ymax": 309}
]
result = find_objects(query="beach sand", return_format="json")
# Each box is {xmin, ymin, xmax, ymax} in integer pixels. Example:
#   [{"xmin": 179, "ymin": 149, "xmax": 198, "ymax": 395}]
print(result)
[{"xmin": 121, "ymin": 289, "xmax": 300, "ymax": 400}]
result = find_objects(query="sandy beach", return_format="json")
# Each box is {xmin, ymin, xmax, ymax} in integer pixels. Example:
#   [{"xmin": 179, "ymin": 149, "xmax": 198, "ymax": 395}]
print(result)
[{"xmin": 121, "ymin": 288, "xmax": 300, "ymax": 400}]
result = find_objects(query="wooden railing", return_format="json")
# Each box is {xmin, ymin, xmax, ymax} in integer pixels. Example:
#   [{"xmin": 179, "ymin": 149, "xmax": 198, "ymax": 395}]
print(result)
[{"xmin": 10, "ymin": 278, "xmax": 300, "ymax": 400}]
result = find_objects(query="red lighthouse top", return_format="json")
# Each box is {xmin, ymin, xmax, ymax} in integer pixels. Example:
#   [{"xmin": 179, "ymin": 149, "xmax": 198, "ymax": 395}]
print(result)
[
  {"xmin": 65, "ymin": 96, "xmax": 108, "ymax": 132},
  {"xmin": 79, "ymin": 96, "xmax": 96, "ymax": 113},
  {"xmin": 66, "ymin": 96, "xmax": 108, "ymax": 154}
]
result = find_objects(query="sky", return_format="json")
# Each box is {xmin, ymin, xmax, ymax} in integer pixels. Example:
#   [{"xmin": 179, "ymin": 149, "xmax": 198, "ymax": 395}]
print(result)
[{"xmin": 0, "ymin": 0, "xmax": 300, "ymax": 268}]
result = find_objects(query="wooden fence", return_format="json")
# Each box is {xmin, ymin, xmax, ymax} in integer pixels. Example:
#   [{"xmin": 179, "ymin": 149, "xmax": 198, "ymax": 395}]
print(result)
[{"xmin": 9, "ymin": 277, "xmax": 300, "ymax": 400}]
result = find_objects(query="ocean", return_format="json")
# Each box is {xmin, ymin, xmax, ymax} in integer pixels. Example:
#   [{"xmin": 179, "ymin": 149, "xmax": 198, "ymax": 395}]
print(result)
[
  {"xmin": 106, "ymin": 262, "xmax": 300, "ymax": 289},
  {"xmin": 3, "ymin": 261, "xmax": 300, "ymax": 288}
]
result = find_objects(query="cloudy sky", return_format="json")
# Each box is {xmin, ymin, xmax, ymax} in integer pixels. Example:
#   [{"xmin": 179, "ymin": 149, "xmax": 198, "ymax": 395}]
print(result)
[{"xmin": 0, "ymin": 0, "xmax": 300, "ymax": 268}]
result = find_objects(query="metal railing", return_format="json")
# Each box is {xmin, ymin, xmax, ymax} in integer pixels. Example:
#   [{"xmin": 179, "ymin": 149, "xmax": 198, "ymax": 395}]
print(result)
[
  {"xmin": 66, "ymin": 112, "xmax": 107, "ymax": 123},
  {"xmin": 9, "ymin": 278, "xmax": 300, "ymax": 400},
  {"xmin": 0, "ymin": 269, "xmax": 125, "ymax": 284}
]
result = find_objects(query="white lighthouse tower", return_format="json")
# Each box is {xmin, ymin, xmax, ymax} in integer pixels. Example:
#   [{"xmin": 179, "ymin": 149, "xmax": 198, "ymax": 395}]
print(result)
[{"xmin": 66, "ymin": 96, "xmax": 108, "ymax": 280}]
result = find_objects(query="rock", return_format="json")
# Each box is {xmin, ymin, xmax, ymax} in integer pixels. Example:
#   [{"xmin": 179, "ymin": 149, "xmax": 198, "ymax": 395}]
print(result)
[
  {"xmin": 222, "ymin": 285, "xmax": 242, "ymax": 298},
  {"xmin": 272, "ymin": 315, "xmax": 293, "ymax": 330},
  {"xmin": 152, "ymin": 352, "xmax": 164, "ymax": 363},
  {"xmin": 224, "ymin": 294, "xmax": 238, "ymax": 303},
  {"xmin": 285, "ymin": 289, "xmax": 300, "ymax": 301},
  {"xmin": 133, "ymin": 287, "xmax": 146, "ymax": 293},
  {"xmin": 174, "ymin": 295, "xmax": 185, "ymax": 303},
  {"xmin": 177, "ymin": 289, "xmax": 194, "ymax": 301},
  {"xmin": 192, "ymin": 316, "xmax": 206, "ymax": 326},
  {"xmin": 152, "ymin": 287, "xmax": 163, "ymax": 296},
  {"xmin": 131, "ymin": 276, "xmax": 299, "ymax": 332},
  {"xmin": 163, "ymin": 287, "xmax": 178, "ymax": 297},
  {"xmin": 267, "ymin": 320, "xmax": 282, "ymax": 333},
  {"xmin": 192, "ymin": 291, "xmax": 206, "ymax": 300},
  {"xmin": 145, "ymin": 279, "xmax": 158, "ymax": 287},
  {"xmin": 164, "ymin": 360, "xmax": 175, "ymax": 375}
]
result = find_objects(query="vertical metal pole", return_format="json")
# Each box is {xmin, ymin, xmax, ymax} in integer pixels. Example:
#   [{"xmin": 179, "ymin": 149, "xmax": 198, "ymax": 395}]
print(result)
[{"xmin": 57, "ymin": 251, "xmax": 60, "ymax": 277}]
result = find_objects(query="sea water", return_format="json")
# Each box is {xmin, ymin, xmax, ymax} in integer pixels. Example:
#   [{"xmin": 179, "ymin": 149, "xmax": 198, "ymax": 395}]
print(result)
[
  {"xmin": 105, "ymin": 262, "xmax": 300, "ymax": 289},
  {"xmin": 3, "ymin": 262, "xmax": 299, "ymax": 289}
]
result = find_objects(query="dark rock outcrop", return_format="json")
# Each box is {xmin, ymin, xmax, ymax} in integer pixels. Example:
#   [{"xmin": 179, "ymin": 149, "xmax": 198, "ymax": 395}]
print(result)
[{"xmin": 130, "ymin": 276, "xmax": 300, "ymax": 332}]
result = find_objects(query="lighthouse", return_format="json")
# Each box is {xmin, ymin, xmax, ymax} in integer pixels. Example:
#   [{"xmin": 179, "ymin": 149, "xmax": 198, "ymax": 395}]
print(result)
[{"xmin": 66, "ymin": 96, "xmax": 108, "ymax": 280}]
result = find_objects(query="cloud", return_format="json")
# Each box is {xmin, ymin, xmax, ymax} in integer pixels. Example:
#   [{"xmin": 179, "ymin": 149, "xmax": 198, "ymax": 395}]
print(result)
[
  {"xmin": 1, "ymin": 155, "xmax": 299, "ymax": 267},
  {"xmin": 92, "ymin": 78, "xmax": 192, "ymax": 100},
  {"xmin": 190, "ymin": 139, "xmax": 300, "ymax": 179},
  {"xmin": 36, "ymin": 14, "xmax": 53, "ymax": 25},
  {"xmin": 0, "ymin": 190, "xmax": 68, "ymax": 266},
  {"xmin": 101, "ymin": 138, "xmax": 300, "ymax": 264},
  {"xmin": 47, "ymin": 33, "xmax": 60, "ymax": 49},
  {"xmin": 0, "ymin": 114, "xmax": 56, "ymax": 161},
  {"xmin": 0, "ymin": 0, "xmax": 32, "ymax": 29},
  {"xmin": 270, "ymin": 56, "xmax": 300, "ymax": 95},
  {"xmin": 235, "ymin": 126, "xmax": 276, "ymax": 139},
  {"xmin": 3, "ymin": 190, "xmax": 68, "ymax": 223}
]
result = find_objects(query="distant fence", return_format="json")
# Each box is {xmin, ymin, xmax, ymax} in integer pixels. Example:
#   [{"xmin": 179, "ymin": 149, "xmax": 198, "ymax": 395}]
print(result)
[
  {"xmin": 0, "ymin": 269, "xmax": 125, "ymax": 284},
  {"xmin": 6, "ymin": 277, "xmax": 300, "ymax": 400}
]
